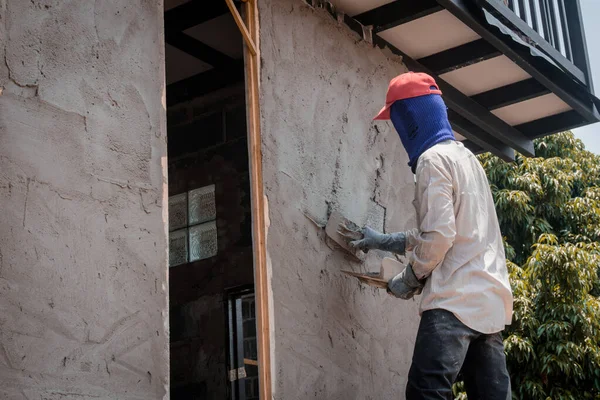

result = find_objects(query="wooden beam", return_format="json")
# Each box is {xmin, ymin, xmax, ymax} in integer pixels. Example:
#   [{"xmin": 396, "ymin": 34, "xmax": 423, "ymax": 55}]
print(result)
[
  {"xmin": 462, "ymin": 139, "xmax": 485, "ymax": 154},
  {"xmin": 164, "ymin": 0, "xmax": 229, "ymax": 32},
  {"xmin": 354, "ymin": 0, "xmax": 442, "ymax": 33},
  {"xmin": 471, "ymin": 78, "xmax": 551, "ymax": 110},
  {"xmin": 474, "ymin": 0, "xmax": 586, "ymax": 84},
  {"xmin": 322, "ymin": 4, "xmax": 536, "ymax": 155},
  {"xmin": 515, "ymin": 110, "xmax": 586, "ymax": 139},
  {"xmin": 244, "ymin": 358, "xmax": 259, "ymax": 366},
  {"xmin": 418, "ymin": 39, "xmax": 500, "ymax": 75},
  {"xmin": 448, "ymin": 109, "xmax": 515, "ymax": 161},
  {"xmin": 242, "ymin": 1, "xmax": 272, "ymax": 399},
  {"xmin": 226, "ymin": 0, "xmax": 257, "ymax": 56},
  {"xmin": 437, "ymin": 0, "xmax": 599, "ymax": 124},
  {"xmin": 166, "ymin": 63, "xmax": 244, "ymax": 107},
  {"xmin": 165, "ymin": 31, "xmax": 234, "ymax": 68},
  {"xmin": 467, "ymin": 110, "xmax": 587, "ymax": 148}
]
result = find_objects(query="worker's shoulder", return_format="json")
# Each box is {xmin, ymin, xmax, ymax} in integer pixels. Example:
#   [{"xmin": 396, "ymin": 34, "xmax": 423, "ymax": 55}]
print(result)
[
  {"xmin": 417, "ymin": 141, "xmax": 476, "ymax": 176},
  {"xmin": 420, "ymin": 140, "xmax": 470, "ymax": 164}
]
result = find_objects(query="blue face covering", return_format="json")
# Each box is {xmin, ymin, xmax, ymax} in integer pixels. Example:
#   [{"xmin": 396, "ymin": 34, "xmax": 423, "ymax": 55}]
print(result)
[{"xmin": 390, "ymin": 94, "xmax": 455, "ymax": 173}]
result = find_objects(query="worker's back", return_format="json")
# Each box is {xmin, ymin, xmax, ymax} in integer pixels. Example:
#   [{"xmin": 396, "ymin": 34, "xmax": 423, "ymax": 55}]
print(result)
[
  {"xmin": 416, "ymin": 140, "xmax": 513, "ymax": 334},
  {"xmin": 373, "ymin": 72, "xmax": 513, "ymax": 397}
]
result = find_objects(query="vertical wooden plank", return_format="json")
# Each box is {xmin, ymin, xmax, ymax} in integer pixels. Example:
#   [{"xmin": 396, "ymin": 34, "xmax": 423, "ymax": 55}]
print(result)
[{"xmin": 243, "ymin": 0, "xmax": 273, "ymax": 399}]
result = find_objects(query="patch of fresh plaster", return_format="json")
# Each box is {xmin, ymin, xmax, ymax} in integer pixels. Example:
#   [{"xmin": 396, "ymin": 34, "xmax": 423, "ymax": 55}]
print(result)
[{"xmin": 259, "ymin": 0, "xmax": 418, "ymax": 398}]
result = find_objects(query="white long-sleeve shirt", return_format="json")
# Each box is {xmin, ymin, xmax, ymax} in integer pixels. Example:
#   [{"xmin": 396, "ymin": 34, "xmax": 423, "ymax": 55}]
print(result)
[{"xmin": 405, "ymin": 140, "xmax": 513, "ymax": 334}]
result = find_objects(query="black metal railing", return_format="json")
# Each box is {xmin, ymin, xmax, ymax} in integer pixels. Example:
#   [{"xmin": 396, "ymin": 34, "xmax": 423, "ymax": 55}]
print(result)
[{"xmin": 504, "ymin": 0, "xmax": 588, "ymax": 72}]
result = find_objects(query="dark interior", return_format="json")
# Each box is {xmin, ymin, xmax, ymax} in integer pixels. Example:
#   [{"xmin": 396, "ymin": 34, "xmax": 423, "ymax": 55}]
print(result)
[{"xmin": 164, "ymin": 1, "xmax": 258, "ymax": 399}]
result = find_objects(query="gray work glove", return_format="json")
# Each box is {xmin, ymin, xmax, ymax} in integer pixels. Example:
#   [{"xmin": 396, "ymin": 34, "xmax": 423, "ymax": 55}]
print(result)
[
  {"xmin": 387, "ymin": 264, "xmax": 424, "ymax": 300},
  {"xmin": 341, "ymin": 226, "xmax": 407, "ymax": 255}
]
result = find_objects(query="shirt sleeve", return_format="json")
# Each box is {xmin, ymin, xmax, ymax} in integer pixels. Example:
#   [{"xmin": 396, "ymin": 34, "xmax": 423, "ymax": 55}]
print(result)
[
  {"xmin": 409, "ymin": 157, "xmax": 457, "ymax": 280},
  {"xmin": 404, "ymin": 228, "xmax": 420, "ymax": 252}
]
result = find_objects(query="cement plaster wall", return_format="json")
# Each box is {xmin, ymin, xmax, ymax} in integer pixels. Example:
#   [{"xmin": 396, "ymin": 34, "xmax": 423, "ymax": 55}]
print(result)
[
  {"xmin": 259, "ymin": 0, "xmax": 422, "ymax": 398},
  {"xmin": 0, "ymin": 1, "xmax": 169, "ymax": 399}
]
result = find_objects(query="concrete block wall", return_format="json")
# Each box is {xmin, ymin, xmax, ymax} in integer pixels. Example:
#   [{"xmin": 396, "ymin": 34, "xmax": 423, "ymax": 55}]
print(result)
[
  {"xmin": 258, "ymin": 0, "xmax": 422, "ymax": 398},
  {"xmin": 0, "ymin": 1, "xmax": 168, "ymax": 399}
]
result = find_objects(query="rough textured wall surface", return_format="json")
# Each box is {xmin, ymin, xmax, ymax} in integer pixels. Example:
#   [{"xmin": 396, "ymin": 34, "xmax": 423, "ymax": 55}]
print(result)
[
  {"xmin": 0, "ymin": 1, "xmax": 169, "ymax": 399},
  {"xmin": 259, "ymin": 0, "xmax": 421, "ymax": 398}
]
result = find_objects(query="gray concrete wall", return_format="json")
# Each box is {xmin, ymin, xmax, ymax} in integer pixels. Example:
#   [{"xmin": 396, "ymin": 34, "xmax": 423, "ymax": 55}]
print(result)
[
  {"xmin": 259, "ymin": 0, "xmax": 421, "ymax": 398},
  {"xmin": 0, "ymin": 1, "xmax": 169, "ymax": 399}
]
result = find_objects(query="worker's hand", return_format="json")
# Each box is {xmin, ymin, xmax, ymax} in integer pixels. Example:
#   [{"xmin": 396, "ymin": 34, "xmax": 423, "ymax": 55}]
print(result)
[
  {"xmin": 387, "ymin": 264, "xmax": 424, "ymax": 300},
  {"xmin": 343, "ymin": 226, "xmax": 382, "ymax": 253},
  {"xmin": 337, "ymin": 222, "xmax": 364, "ymax": 242},
  {"xmin": 339, "ymin": 225, "xmax": 407, "ymax": 255}
]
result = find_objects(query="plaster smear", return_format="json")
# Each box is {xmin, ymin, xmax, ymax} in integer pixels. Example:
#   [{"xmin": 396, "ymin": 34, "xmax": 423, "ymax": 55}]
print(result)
[
  {"xmin": 259, "ymin": 0, "xmax": 421, "ymax": 398},
  {"xmin": 0, "ymin": 1, "xmax": 168, "ymax": 399}
]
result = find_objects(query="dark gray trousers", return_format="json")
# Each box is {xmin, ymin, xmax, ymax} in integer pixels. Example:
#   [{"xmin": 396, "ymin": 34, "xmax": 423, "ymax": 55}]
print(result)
[{"xmin": 406, "ymin": 309, "xmax": 511, "ymax": 400}]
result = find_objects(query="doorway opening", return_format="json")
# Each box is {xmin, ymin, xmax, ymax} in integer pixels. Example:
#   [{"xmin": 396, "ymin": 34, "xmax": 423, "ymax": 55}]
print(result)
[{"xmin": 164, "ymin": 1, "xmax": 259, "ymax": 399}]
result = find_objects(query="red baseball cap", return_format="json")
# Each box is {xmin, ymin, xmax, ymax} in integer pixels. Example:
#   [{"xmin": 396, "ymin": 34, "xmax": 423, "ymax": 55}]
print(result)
[{"xmin": 373, "ymin": 72, "xmax": 443, "ymax": 120}]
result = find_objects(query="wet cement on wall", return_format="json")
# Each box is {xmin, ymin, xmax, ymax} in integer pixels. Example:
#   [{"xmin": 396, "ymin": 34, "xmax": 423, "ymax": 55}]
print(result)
[
  {"xmin": 0, "ymin": 1, "xmax": 169, "ymax": 399},
  {"xmin": 259, "ymin": 0, "xmax": 422, "ymax": 398}
]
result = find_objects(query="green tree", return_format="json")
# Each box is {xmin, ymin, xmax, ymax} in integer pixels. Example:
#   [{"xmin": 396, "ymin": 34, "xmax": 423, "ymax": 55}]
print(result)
[{"xmin": 455, "ymin": 132, "xmax": 600, "ymax": 399}]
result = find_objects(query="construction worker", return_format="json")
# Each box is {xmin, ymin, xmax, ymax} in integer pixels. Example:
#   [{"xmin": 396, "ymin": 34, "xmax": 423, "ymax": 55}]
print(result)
[{"xmin": 341, "ymin": 72, "xmax": 513, "ymax": 399}]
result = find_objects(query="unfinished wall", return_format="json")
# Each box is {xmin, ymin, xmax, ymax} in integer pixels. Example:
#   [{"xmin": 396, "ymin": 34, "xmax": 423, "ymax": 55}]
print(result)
[
  {"xmin": 259, "ymin": 0, "xmax": 421, "ymax": 398},
  {"xmin": 0, "ymin": 1, "xmax": 168, "ymax": 399}
]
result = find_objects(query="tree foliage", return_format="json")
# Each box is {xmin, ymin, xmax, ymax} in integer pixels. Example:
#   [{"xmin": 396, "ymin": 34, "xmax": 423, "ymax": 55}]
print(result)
[{"xmin": 456, "ymin": 132, "xmax": 600, "ymax": 399}]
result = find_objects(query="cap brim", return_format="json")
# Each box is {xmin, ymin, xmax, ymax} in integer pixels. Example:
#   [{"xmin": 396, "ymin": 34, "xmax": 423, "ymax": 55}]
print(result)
[{"xmin": 373, "ymin": 104, "xmax": 391, "ymax": 120}]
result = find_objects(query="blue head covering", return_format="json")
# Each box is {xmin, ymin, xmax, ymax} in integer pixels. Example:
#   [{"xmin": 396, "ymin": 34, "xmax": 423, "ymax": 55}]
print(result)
[{"xmin": 390, "ymin": 94, "xmax": 455, "ymax": 173}]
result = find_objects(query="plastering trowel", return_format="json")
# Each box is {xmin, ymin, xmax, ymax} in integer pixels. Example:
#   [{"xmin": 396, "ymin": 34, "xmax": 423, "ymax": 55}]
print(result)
[
  {"xmin": 324, "ymin": 210, "xmax": 365, "ymax": 261},
  {"xmin": 324, "ymin": 211, "xmax": 406, "ymax": 289},
  {"xmin": 341, "ymin": 257, "xmax": 405, "ymax": 289}
]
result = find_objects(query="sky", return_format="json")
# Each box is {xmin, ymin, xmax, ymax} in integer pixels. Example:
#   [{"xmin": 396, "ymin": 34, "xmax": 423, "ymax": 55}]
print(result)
[{"xmin": 572, "ymin": 0, "xmax": 600, "ymax": 154}]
